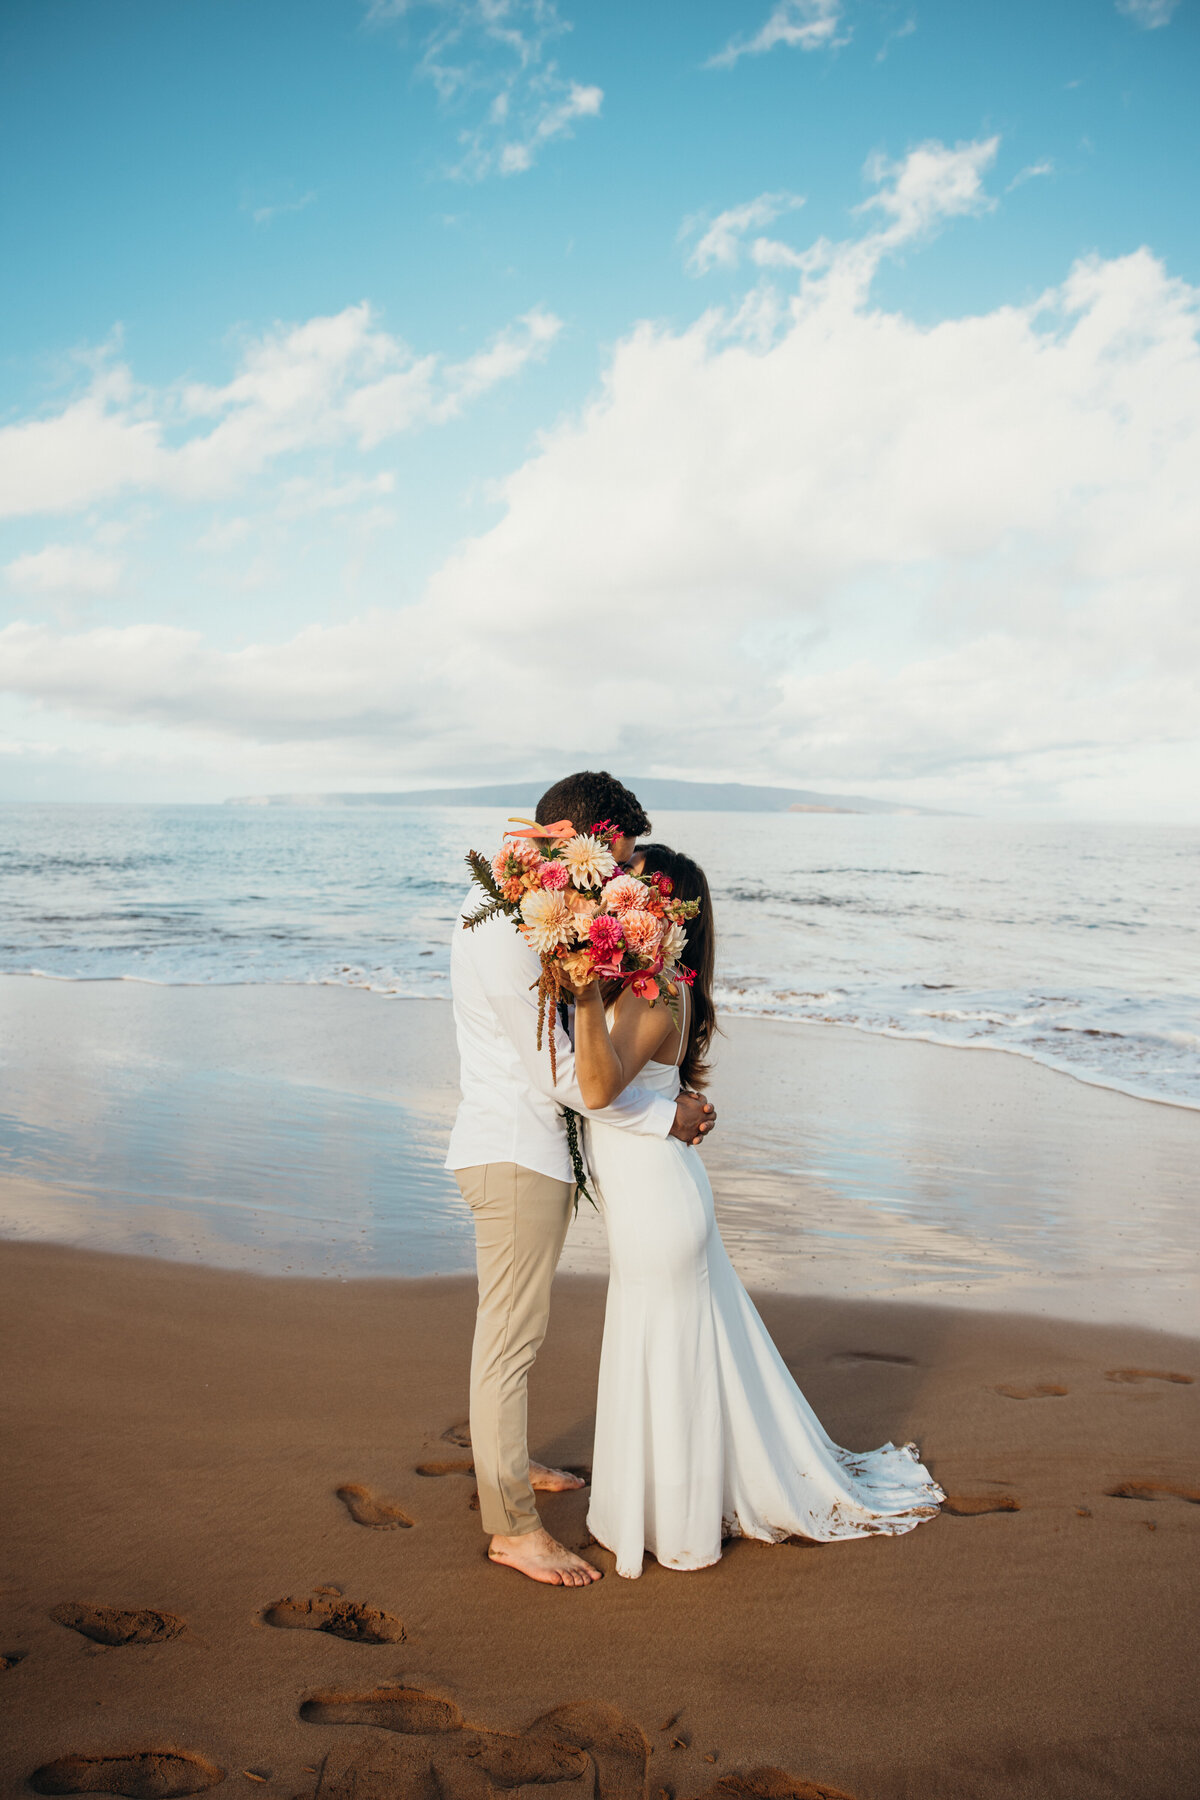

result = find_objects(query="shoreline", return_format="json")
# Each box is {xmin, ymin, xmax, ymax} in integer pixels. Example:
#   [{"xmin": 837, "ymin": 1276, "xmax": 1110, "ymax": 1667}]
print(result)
[
  {"xmin": 3, "ymin": 968, "xmax": 1197, "ymax": 1116},
  {"xmin": 1, "ymin": 1241, "xmax": 1197, "ymax": 1799},
  {"xmin": 1, "ymin": 975, "xmax": 1196, "ymax": 1333}
]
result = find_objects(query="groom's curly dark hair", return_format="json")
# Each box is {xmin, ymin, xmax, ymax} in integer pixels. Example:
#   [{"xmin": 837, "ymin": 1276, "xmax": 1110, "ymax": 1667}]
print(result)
[{"xmin": 536, "ymin": 770, "xmax": 651, "ymax": 839}]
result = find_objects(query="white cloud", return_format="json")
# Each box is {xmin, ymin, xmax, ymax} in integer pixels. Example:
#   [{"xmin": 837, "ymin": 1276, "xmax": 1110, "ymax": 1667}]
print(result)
[
  {"xmin": 708, "ymin": 0, "xmax": 845, "ymax": 69},
  {"xmin": 249, "ymin": 190, "xmax": 319, "ymax": 226},
  {"xmin": 687, "ymin": 139, "xmax": 999, "ymax": 290},
  {"xmin": 367, "ymin": 0, "xmax": 602, "ymax": 179},
  {"xmin": 685, "ymin": 193, "xmax": 805, "ymax": 275},
  {"xmin": 0, "ymin": 303, "xmax": 560, "ymax": 518},
  {"xmin": 1115, "ymin": 0, "xmax": 1181, "ymax": 26},
  {"xmin": 494, "ymin": 80, "xmax": 602, "ymax": 174},
  {"xmin": 855, "ymin": 136, "xmax": 999, "ymax": 246},
  {"xmin": 875, "ymin": 16, "xmax": 916, "ymax": 62},
  {"xmin": 5, "ymin": 544, "xmax": 122, "ymax": 596},
  {"xmin": 1006, "ymin": 159, "xmax": 1054, "ymax": 193},
  {"xmin": 4, "ymin": 221, "xmax": 1198, "ymax": 813}
]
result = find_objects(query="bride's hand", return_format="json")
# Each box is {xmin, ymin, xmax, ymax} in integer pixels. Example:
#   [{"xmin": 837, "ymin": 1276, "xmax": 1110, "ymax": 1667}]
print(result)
[{"xmin": 557, "ymin": 958, "xmax": 601, "ymax": 1001}]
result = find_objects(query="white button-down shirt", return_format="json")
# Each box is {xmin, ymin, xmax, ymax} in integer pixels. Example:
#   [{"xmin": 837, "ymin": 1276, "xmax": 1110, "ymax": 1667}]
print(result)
[{"xmin": 444, "ymin": 892, "xmax": 675, "ymax": 1182}]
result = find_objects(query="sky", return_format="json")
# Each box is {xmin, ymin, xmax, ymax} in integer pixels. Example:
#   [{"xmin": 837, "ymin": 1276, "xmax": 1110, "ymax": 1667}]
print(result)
[{"xmin": 1, "ymin": 0, "xmax": 1198, "ymax": 816}]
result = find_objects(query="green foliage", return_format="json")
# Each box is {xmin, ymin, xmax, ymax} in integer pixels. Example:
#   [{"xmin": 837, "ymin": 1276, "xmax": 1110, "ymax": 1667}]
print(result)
[
  {"xmin": 562, "ymin": 1106, "xmax": 597, "ymax": 1213},
  {"xmin": 465, "ymin": 848, "xmax": 504, "ymax": 901},
  {"xmin": 462, "ymin": 897, "xmax": 508, "ymax": 931}
]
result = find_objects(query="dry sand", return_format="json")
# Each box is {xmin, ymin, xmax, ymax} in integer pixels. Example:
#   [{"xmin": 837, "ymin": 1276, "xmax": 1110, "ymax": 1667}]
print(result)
[{"xmin": 2, "ymin": 1242, "xmax": 1198, "ymax": 1800}]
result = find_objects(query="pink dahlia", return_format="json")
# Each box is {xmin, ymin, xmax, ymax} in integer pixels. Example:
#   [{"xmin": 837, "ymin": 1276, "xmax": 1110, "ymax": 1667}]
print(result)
[
  {"xmin": 538, "ymin": 859, "xmax": 570, "ymax": 890},
  {"xmin": 589, "ymin": 915, "xmax": 624, "ymax": 957}
]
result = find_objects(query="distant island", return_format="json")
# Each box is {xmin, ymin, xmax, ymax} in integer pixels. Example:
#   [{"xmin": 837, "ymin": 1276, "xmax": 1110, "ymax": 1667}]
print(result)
[{"xmin": 226, "ymin": 778, "xmax": 949, "ymax": 817}]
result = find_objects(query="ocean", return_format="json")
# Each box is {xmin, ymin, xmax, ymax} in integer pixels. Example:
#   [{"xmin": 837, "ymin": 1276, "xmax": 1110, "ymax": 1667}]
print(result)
[{"xmin": 2, "ymin": 802, "xmax": 1197, "ymax": 1109}]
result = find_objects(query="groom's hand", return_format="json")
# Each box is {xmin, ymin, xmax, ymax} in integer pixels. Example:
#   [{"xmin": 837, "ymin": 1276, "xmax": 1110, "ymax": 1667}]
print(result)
[{"xmin": 671, "ymin": 1090, "xmax": 716, "ymax": 1146}]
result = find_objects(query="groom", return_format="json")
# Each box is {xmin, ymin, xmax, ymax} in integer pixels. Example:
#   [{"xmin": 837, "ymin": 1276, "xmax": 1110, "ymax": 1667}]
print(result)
[{"xmin": 445, "ymin": 770, "xmax": 717, "ymax": 1586}]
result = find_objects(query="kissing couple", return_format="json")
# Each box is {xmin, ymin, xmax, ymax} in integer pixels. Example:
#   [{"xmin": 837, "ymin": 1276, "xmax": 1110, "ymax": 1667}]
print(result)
[{"xmin": 445, "ymin": 770, "xmax": 943, "ymax": 1585}]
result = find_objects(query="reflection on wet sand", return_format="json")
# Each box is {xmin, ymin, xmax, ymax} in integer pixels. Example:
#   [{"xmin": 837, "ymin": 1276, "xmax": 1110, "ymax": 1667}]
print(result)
[{"xmin": 0, "ymin": 978, "xmax": 1196, "ymax": 1327}]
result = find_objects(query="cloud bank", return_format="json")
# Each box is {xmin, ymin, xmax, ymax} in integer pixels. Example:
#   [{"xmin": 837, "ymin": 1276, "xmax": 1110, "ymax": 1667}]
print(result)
[
  {"xmin": 0, "ymin": 304, "xmax": 560, "ymax": 519},
  {"xmin": 3, "ymin": 141, "xmax": 1199, "ymax": 815}
]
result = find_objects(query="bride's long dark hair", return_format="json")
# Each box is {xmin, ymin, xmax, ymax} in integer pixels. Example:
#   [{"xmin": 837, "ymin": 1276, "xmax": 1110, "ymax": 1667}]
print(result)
[{"xmin": 634, "ymin": 842, "xmax": 717, "ymax": 1092}]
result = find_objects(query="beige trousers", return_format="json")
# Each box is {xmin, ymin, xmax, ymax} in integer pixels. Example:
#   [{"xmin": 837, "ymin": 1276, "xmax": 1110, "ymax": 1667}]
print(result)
[{"xmin": 455, "ymin": 1162, "xmax": 575, "ymax": 1537}]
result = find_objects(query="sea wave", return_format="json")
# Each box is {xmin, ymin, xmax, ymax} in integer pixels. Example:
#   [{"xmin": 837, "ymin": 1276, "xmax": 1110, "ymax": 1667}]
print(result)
[
  {"xmin": 5, "ymin": 961, "xmax": 1196, "ymax": 1112},
  {"xmin": 3, "ymin": 804, "xmax": 1197, "ymax": 1112},
  {"xmin": 713, "ymin": 978, "xmax": 1200, "ymax": 1110}
]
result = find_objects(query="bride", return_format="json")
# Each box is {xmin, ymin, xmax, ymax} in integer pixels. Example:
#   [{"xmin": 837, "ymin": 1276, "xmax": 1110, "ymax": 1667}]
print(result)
[{"xmin": 569, "ymin": 843, "xmax": 944, "ymax": 1580}]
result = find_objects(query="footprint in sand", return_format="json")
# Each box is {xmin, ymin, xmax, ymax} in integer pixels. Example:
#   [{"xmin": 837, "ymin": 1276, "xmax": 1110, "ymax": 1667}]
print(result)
[
  {"xmin": 1105, "ymin": 1368, "xmax": 1194, "ymax": 1385},
  {"xmin": 827, "ymin": 1351, "xmax": 916, "ymax": 1369},
  {"xmin": 50, "ymin": 1604, "xmax": 187, "ymax": 1647},
  {"xmin": 304, "ymin": 1696, "xmax": 854, "ymax": 1800},
  {"xmin": 29, "ymin": 1750, "xmax": 223, "ymax": 1797},
  {"xmin": 1, "ymin": 1651, "xmax": 26, "ymax": 1671},
  {"xmin": 305, "ymin": 1695, "xmax": 645, "ymax": 1800},
  {"xmin": 336, "ymin": 1482, "xmax": 414, "ymax": 1529},
  {"xmin": 415, "ymin": 1457, "xmax": 475, "ymax": 1477},
  {"xmin": 263, "ymin": 1590, "xmax": 406, "ymax": 1643},
  {"xmin": 694, "ymin": 1773, "xmax": 858, "ymax": 1800},
  {"xmin": 994, "ymin": 1383, "xmax": 1068, "ymax": 1400},
  {"xmin": 442, "ymin": 1421, "xmax": 473, "ymax": 1447},
  {"xmin": 941, "ymin": 1494, "xmax": 1021, "ymax": 1516},
  {"xmin": 301, "ymin": 1683, "xmax": 463, "ymax": 1733},
  {"xmin": 1104, "ymin": 1481, "xmax": 1200, "ymax": 1504}
]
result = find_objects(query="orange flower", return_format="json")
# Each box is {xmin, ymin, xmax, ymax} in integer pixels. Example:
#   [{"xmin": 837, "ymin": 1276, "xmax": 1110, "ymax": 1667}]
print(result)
[{"xmin": 621, "ymin": 909, "xmax": 663, "ymax": 954}]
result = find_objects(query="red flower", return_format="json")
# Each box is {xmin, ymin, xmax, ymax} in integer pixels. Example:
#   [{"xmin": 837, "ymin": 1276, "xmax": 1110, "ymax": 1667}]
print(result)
[
  {"xmin": 588, "ymin": 915, "xmax": 624, "ymax": 957},
  {"xmin": 630, "ymin": 972, "xmax": 659, "ymax": 1001}
]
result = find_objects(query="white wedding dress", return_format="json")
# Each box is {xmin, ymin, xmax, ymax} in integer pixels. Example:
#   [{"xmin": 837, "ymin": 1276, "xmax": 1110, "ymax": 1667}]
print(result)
[{"xmin": 583, "ymin": 1031, "xmax": 944, "ymax": 1579}]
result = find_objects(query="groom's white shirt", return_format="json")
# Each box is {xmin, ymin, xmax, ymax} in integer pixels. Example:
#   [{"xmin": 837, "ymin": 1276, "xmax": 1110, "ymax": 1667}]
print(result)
[{"xmin": 444, "ymin": 892, "xmax": 675, "ymax": 1183}]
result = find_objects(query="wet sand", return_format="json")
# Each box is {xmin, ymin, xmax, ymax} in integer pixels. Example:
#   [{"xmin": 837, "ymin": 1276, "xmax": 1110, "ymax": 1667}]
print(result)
[
  {"xmin": 1, "ymin": 977, "xmax": 1196, "ymax": 1326},
  {"xmin": 1, "ymin": 1243, "xmax": 1198, "ymax": 1800}
]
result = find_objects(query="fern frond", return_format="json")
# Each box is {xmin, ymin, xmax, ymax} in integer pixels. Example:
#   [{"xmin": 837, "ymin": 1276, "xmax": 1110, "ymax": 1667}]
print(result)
[
  {"xmin": 462, "ymin": 897, "xmax": 508, "ymax": 931},
  {"xmin": 465, "ymin": 848, "xmax": 504, "ymax": 901}
]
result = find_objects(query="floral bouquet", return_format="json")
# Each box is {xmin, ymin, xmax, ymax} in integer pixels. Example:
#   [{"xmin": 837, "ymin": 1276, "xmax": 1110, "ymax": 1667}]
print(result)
[{"xmin": 463, "ymin": 817, "xmax": 700, "ymax": 1085}]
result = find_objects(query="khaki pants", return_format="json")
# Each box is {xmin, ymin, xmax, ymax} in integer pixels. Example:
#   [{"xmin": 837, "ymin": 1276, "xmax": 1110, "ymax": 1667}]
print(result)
[{"xmin": 455, "ymin": 1162, "xmax": 574, "ymax": 1537}]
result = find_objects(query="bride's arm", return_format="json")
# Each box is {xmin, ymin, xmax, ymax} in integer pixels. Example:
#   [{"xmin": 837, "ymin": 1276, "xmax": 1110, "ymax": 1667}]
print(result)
[{"xmin": 572, "ymin": 984, "xmax": 678, "ymax": 1109}]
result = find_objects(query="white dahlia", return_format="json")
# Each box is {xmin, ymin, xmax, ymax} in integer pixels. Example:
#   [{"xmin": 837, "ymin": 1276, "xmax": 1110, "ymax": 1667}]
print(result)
[
  {"xmin": 519, "ymin": 888, "xmax": 575, "ymax": 953},
  {"xmin": 660, "ymin": 921, "xmax": 688, "ymax": 967},
  {"xmin": 561, "ymin": 833, "xmax": 617, "ymax": 890}
]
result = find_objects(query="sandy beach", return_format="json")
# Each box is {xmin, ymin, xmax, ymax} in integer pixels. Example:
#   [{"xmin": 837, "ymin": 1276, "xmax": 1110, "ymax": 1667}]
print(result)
[
  {"xmin": 1, "ymin": 981, "xmax": 1198, "ymax": 1797},
  {"xmin": 1, "ymin": 1246, "xmax": 1198, "ymax": 1800}
]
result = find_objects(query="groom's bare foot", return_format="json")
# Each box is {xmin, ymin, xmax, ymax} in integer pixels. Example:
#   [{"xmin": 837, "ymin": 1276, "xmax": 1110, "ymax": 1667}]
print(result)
[
  {"xmin": 488, "ymin": 1527, "xmax": 602, "ymax": 1587},
  {"xmin": 529, "ymin": 1459, "xmax": 586, "ymax": 1493}
]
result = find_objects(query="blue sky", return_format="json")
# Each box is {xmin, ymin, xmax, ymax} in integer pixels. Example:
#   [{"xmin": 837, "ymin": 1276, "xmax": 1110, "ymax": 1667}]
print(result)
[{"xmin": 1, "ymin": 0, "xmax": 1198, "ymax": 813}]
